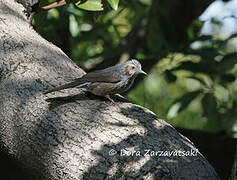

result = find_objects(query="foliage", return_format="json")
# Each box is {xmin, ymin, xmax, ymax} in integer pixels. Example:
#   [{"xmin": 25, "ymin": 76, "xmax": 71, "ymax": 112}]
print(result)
[
  {"xmin": 74, "ymin": 0, "xmax": 119, "ymax": 11},
  {"xmin": 75, "ymin": 0, "xmax": 104, "ymax": 11},
  {"xmin": 129, "ymin": 35, "xmax": 237, "ymax": 137},
  {"xmin": 34, "ymin": 0, "xmax": 237, "ymax": 138}
]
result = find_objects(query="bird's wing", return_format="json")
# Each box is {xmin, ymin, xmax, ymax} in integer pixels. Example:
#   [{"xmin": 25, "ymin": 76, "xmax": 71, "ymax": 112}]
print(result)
[
  {"xmin": 80, "ymin": 69, "xmax": 122, "ymax": 83},
  {"xmin": 44, "ymin": 68, "xmax": 121, "ymax": 94},
  {"xmin": 43, "ymin": 78, "xmax": 88, "ymax": 94}
]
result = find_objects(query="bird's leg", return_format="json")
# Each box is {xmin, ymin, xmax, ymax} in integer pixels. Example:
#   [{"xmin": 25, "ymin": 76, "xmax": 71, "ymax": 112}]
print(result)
[
  {"xmin": 105, "ymin": 95, "xmax": 115, "ymax": 103},
  {"xmin": 115, "ymin": 94, "xmax": 126, "ymax": 99}
]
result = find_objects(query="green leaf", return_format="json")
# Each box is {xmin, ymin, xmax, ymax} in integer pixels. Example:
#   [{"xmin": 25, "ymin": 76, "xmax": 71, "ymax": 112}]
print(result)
[
  {"xmin": 189, "ymin": 35, "xmax": 213, "ymax": 43},
  {"xmin": 173, "ymin": 61, "xmax": 218, "ymax": 75},
  {"xmin": 188, "ymin": 76, "xmax": 207, "ymax": 86},
  {"xmin": 187, "ymin": 47, "xmax": 220, "ymax": 60},
  {"xmin": 107, "ymin": 0, "xmax": 119, "ymax": 10},
  {"xmin": 217, "ymin": 53, "xmax": 237, "ymax": 72},
  {"xmin": 177, "ymin": 91, "xmax": 201, "ymax": 113},
  {"xmin": 75, "ymin": 0, "xmax": 103, "ymax": 11},
  {"xmin": 169, "ymin": 90, "xmax": 201, "ymax": 114},
  {"xmin": 69, "ymin": 14, "xmax": 79, "ymax": 37},
  {"xmin": 167, "ymin": 102, "xmax": 181, "ymax": 119},
  {"xmin": 202, "ymin": 94, "xmax": 217, "ymax": 116},
  {"xmin": 201, "ymin": 94, "xmax": 221, "ymax": 132},
  {"xmin": 220, "ymin": 74, "xmax": 236, "ymax": 83}
]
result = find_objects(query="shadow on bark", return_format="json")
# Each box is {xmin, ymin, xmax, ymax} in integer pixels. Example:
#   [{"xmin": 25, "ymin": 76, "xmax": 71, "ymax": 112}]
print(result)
[
  {"xmin": 81, "ymin": 106, "xmax": 217, "ymax": 179},
  {"xmin": 45, "ymin": 91, "xmax": 130, "ymax": 108},
  {"xmin": 0, "ymin": 33, "xmax": 219, "ymax": 180}
]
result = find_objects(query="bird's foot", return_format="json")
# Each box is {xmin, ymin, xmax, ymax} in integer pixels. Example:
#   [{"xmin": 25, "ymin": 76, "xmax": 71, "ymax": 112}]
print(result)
[
  {"xmin": 105, "ymin": 95, "xmax": 115, "ymax": 104},
  {"xmin": 115, "ymin": 94, "xmax": 126, "ymax": 100}
]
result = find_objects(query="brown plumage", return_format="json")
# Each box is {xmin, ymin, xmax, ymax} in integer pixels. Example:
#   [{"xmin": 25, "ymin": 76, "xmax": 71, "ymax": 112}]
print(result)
[{"xmin": 44, "ymin": 59, "xmax": 146, "ymax": 101}]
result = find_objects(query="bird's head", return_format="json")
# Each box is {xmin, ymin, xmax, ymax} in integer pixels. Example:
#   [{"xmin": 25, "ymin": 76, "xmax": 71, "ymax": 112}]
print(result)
[{"xmin": 123, "ymin": 59, "xmax": 147, "ymax": 77}]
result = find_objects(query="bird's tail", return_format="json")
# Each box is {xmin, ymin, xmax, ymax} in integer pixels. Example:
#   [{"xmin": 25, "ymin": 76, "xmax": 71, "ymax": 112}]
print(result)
[{"xmin": 43, "ymin": 78, "xmax": 89, "ymax": 94}]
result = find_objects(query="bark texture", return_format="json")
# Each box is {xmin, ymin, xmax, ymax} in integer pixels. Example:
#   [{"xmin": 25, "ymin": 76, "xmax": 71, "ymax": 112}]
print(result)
[{"xmin": 0, "ymin": 0, "xmax": 220, "ymax": 179}]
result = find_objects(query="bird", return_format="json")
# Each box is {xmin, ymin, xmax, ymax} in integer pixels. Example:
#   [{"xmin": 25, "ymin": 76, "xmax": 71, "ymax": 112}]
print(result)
[{"xmin": 44, "ymin": 59, "xmax": 147, "ymax": 102}]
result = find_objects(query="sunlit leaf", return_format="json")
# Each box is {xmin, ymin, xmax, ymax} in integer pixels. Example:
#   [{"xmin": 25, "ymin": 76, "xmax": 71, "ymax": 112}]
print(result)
[
  {"xmin": 189, "ymin": 35, "xmax": 213, "ymax": 43},
  {"xmin": 107, "ymin": 0, "xmax": 119, "ymax": 10},
  {"xmin": 75, "ymin": 0, "xmax": 103, "ymax": 11},
  {"xmin": 188, "ymin": 76, "xmax": 207, "ymax": 86},
  {"xmin": 47, "ymin": 9, "xmax": 59, "ymax": 19},
  {"xmin": 69, "ymin": 14, "xmax": 79, "ymax": 37},
  {"xmin": 167, "ymin": 102, "xmax": 181, "ymax": 119},
  {"xmin": 227, "ymin": 32, "xmax": 237, "ymax": 40},
  {"xmin": 169, "ymin": 90, "xmax": 201, "ymax": 114},
  {"xmin": 67, "ymin": 4, "xmax": 83, "ymax": 16}
]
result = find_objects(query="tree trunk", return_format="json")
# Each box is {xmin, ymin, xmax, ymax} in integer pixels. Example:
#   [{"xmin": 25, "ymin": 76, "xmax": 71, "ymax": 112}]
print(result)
[
  {"xmin": 0, "ymin": 0, "xmax": 220, "ymax": 179},
  {"xmin": 229, "ymin": 144, "xmax": 237, "ymax": 180}
]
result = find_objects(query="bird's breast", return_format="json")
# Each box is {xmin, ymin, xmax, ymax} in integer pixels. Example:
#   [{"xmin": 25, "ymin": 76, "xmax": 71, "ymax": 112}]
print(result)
[
  {"xmin": 88, "ymin": 82, "xmax": 117, "ymax": 96},
  {"xmin": 87, "ymin": 76, "xmax": 135, "ymax": 96},
  {"xmin": 120, "ymin": 76, "xmax": 135, "ymax": 92}
]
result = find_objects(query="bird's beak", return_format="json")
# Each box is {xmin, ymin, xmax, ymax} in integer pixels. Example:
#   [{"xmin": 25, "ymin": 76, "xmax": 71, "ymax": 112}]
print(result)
[{"xmin": 139, "ymin": 70, "xmax": 147, "ymax": 75}]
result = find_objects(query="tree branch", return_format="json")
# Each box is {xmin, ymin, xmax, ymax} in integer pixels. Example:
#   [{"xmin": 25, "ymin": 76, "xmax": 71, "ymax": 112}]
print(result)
[{"xmin": 0, "ymin": 0, "xmax": 220, "ymax": 179}]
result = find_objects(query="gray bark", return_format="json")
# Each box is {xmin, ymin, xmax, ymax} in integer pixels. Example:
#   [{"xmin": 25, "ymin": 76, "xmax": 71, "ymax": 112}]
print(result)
[{"xmin": 0, "ymin": 0, "xmax": 220, "ymax": 179}]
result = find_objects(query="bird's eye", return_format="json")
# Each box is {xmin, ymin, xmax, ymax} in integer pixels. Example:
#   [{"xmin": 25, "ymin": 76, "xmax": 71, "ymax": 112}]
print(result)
[{"xmin": 131, "ymin": 66, "xmax": 135, "ymax": 69}]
